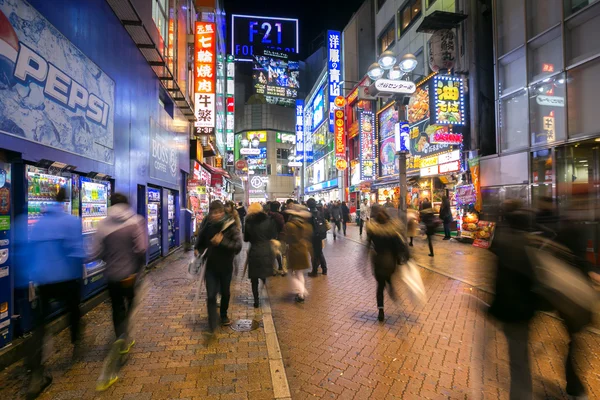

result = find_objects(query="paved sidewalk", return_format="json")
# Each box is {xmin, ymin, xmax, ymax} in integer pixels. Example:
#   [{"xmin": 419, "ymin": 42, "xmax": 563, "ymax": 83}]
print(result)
[
  {"xmin": 0, "ymin": 250, "xmax": 275, "ymax": 400},
  {"xmin": 266, "ymin": 226, "xmax": 600, "ymax": 399}
]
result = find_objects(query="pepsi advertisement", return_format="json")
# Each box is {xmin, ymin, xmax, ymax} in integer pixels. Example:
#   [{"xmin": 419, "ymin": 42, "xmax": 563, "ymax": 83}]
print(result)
[
  {"xmin": 232, "ymin": 14, "xmax": 299, "ymax": 61},
  {"xmin": 0, "ymin": 0, "xmax": 115, "ymax": 164}
]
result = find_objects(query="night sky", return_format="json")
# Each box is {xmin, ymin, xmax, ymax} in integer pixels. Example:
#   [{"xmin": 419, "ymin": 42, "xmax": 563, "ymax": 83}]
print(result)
[{"xmin": 224, "ymin": 0, "xmax": 366, "ymax": 58}]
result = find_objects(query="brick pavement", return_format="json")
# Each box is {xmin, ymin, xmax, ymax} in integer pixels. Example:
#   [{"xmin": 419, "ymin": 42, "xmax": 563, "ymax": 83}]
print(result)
[
  {"xmin": 266, "ymin": 224, "xmax": 600, "ymax": 399},
  {"xmin": 0, "ymin": 250, "xmax": 275, "ymax": 400}
]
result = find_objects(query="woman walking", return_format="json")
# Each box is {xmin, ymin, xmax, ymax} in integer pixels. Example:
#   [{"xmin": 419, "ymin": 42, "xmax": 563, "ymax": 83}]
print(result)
[
  {"xmin": 366, "ymin": 208, "xmax": 408, "ymax": 321},
  {"xmin": 244, "ymin": 202, "xmax": 277, "ymax": 308},
  {"xmin": 439, "ymin": 196, "xmax": 452, "ymax": 240},
  {"xmin": 283, "ymin": 204, "xmax": 313, "ymax": 302},
  {"xmin": 341, "ymin": 201, "xmax": 350, "ymax": 236}
]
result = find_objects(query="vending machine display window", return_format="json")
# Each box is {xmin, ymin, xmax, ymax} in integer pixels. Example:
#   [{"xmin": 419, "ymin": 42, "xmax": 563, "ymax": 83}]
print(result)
[
  {"xmin": 26, "ymin": 166, "xmax": 71, "ymax": 232},
  {"xmin": 80, "ymin": 177, "xmax": 110, "ymax": 282},
  {"xmin": 167, "ymin": 191, "xmax": 176, "ymax": 249},
  {"xmin": 148, "ymin": 188, "xmax": 162, "ymax": 261}
]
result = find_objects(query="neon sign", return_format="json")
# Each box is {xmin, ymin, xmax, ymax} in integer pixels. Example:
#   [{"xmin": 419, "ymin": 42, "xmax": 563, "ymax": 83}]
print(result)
[
  {"xmin": 327, "ymin": 31, "xmax": 342, "ymax": 132},
  {"xmin": 194, "ymin": 22, "xmax": 216, "ymax": 134}
]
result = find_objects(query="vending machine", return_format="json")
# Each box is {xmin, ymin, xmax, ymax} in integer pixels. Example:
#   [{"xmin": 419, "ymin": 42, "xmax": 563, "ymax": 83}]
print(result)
[
  {"xmin": 78, "ymin": 176, "xmax": 110, "ymax": 300},
  {"xmin": 148, "ymin": 187, "xmax": 162, "ymax": 261},
  {"xmin": 26, "ymin": 166, "xmax": 72, "ymax": 230},
  {"xmin": 167, "ymin": 191, "xmax": 176, "ymax": 249},
  {"xmin": 0, "ymin": 163, "xmax": 12, "ymax": 348}
]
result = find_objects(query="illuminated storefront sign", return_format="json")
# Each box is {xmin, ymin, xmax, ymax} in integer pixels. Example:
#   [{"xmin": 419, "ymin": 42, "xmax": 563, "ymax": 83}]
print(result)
[
  {"xmin": 226, "ymin": 55, "xmax": 235, "ymax": 160},
  {"xmin": 433, "ymin": 75, "xmax": 465, "ymax": 125},
  {"xmin": 420, "ymin": 165, "xmax": 438, "ymax": 177},
  {"xmin": 327, "ymin": 30, "xmax": 342, "ymax": 132},
  {"xmin": 194, "ymin": 22, "xmax": 216, "ymax": 134},
  {"xmin": 334, "ymin": 109, "xmax": 345, "ymax": 158},
  {"xmin": 544, "ymin": 112, "xmax": 555, "ymax": 143},
  {"xmin": 246, "ymin": 131, "xmax": 267, "ymax": 141},
  {"xmin": 536, "ymin": 95, "xmax": 564, "ymax": 107},
  {"xmin": 231, "ymin": 14, "xmax": 299, "ymax": 61},
  {"xmin": 438, "ymin": 150, "xmax": 460, "ymax": 164},
  {"xmin": 430, "ymin": 125, "xmax": 463, "ymax": 145},
  {"xmin": 438, "ymin": 160, "xmax": 460, "ymax": 174},
  {"xmin": 378, "ymin": 104, "xmax": 399, "ymax": 177},
  {"xmin": 359, "ymin": 110, "xmax": 375, "ymax": 180},
  {"xmin": 306, "ymin": 178, "xmax": 338, "ymax": 193},
  {"xmin": 295, "ymin": 100, "xmax": 304, "ymax": 160},
  {"xmin": 167, "ymin": 19, "xmax": 174, "ymax": 72}
]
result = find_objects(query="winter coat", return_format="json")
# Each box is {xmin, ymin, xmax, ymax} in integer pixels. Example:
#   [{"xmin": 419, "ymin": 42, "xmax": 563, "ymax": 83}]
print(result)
[
  {"xmin": 309, "ymin": 207, "xmax": 326, "ymax": 251},
  {"xmin": 420, "ymin": 208, "xmax": 436, "ymax": 236},
  {"xmin": 284, "ymin": 217, "xmax": 313, "ymax": 271},
  {"xmin": 439, "ymin": 202, "xmax": 452, "ymax": 224},
  {"xmin": 244, "ymin": 212, "xmax": 277, "ymax": 279},
  {"xmin": 16, "ymin": 205, "xmax": 84, "ymax": 287},
  {"xmin": 91, "ymin": 204, "xmax": 148, "ymax": 282},
  {"xmin": 366, "ymin": 220, "xmax": 407, "ymax": 280},
  {"xmin": 488, "ymin": 219, "xmax": 537, "ymax": 323},
  {"xmin": 237, "ymin": 206, "xmax": 247, "ymax": 220},
  {"xmin": 268, "ymin": 211, "xmax": 285, "ymax": 239},
  {"xmin": 195, "ymin": 215, "xmax": 243, "ymax": 272},
  {"xmin": 330, "ymin": 205, "xmax": 342, "ymax": 221},
  {"xmin": 341, "ymin": 204, "xmax": 350, "ymax": 222}
]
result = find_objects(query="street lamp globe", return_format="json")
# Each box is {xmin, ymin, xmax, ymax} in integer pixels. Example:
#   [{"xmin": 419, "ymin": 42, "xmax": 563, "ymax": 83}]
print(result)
[
  {"xmin": 241, "ymin": 138, "xmax": 249, "ymax": 147},
  {"xmin": 399, "ymin": 53, "xmax": 418, "ymax": 73},
  {"xmin": 388, "ymin": 65, "xmax": 403, "ymax": 80},
  {"xmin": 378, "ymin": 50, "xmax": 397, "ymax": 70},
  {"xmin": 366, "ymin": 62, "xmax": 385, "ymax": 80}
]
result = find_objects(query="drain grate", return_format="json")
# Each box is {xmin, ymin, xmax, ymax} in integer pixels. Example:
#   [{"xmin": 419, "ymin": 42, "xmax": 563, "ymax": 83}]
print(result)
[
  {"xmin": 158, "ymin": 278, "xmax": 192, "ymax": 287},
  {"xmin": 230, "ymin": 319, "xmax": 259, "ymax": 332}
]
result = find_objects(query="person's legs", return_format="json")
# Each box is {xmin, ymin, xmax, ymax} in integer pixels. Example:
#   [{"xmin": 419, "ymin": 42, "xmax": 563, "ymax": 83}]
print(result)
[
  {"xmin": 319, "ymin": 251, "xmax": 328, "ymax": 275},
  {"xmin": 251, "ymin": 277, "xmax": 260, "ymax": 306},
  {"xmin": 409, "ymin": 236, "xmax": 413, "ymax": 246},
  {"xmin": 565, "ymin": 333, "xmax": 586, "ymax": 396},
  {"xmin": 504, "ymin": 322, "xmax": 532, "ymax": 400},
  {"xmin": 359, "ymin": 219, "xmax": 363, "ymax": 235},
  {"xmin": 309, "ymin": 245, "xmax": 321, "ymax": 276},
  {"xmin": 443, "ymin": 223, "xmax": 451, "ymax": 239},
  {"xmin": 219, "ymin": 268, "xmax": 233, "ymax": 322},
  {"xmin": 27, "ymin": 284, "xmax": 53, "ymax": 396},
  {"xmin": 427, "ymin": 234, "xmax": 434, "ymax": 256},
  {"xmin": 342, "ymin": 221, "xmax": 347, "ymax": 236},
  {"xmin": 297, "ymin": 272, "xmax": 306, "ymax": 298},
  {"xmin": 108, "ymin": 281, "xmax": 127, "ymax": 339},
  {"xmin": 204, "ymin": 269, "xmax": 219, "ymax": 332},
  {"xmin": 64, "ymin": 280, "xmax": 81, "ymax": 343},
  {"xmin": 376, "ymin": 277, "xmax": 385, "ymax": 321}
]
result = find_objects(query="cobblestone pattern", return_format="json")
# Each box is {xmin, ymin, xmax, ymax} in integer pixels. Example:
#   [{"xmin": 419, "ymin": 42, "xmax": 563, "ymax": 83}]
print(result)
[
  {"xmin": 266, "ymin": 225, "xmax": 600, "ymax": 399},
  {"xmin": 0, "ymin": 250, "xmax": 274, "ymax": 400}
]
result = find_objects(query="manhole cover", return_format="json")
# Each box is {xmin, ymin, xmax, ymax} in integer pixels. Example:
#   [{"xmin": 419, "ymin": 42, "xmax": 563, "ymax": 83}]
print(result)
[
  {"xmin": 230, "ymin": 319, "xmax": 259, "ymax": 332},
  {"xmin": 158, "ymin": 278, "xmax": 192, "ymax": 287}
]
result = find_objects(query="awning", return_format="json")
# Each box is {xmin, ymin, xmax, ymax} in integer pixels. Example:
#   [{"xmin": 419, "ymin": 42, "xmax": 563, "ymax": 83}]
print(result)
[{"xmin": 202, "ymin": 163, "xmax": 230, "ymax": 187}]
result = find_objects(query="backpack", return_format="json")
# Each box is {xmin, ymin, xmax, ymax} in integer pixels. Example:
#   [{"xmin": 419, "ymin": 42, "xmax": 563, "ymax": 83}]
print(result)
[{"xmin": 312, "ymin": 211, "xmax": 328, "ymax": 240}]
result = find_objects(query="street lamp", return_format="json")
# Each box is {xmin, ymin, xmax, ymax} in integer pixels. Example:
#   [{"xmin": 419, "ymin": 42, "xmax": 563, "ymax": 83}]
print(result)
[
  {"xmin": 378, "ymin": 50, "xmax": 397, "ymax": 70},
  {"xmin": 399, "ymin": 53, "xmax": 418, "ymax": 73},
  {"xmin": 367, "ymin": 62, "xmax": 385, "ymax": 80}
]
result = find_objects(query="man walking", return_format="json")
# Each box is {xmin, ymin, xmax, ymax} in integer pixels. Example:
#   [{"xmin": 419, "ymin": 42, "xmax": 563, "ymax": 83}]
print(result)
[
  {"xmin": 359, "ymin": 199, "xmax": 370, "ymax": 236},
  {"xmin": 307, "ymin": 198, "xmax": 328, "ymax": 276},
  {"xmin": 236, "ymin": 201, "xmax": 247, "ymax": 232},
  {"xmin": 91, "ymin": 193, "xmax": 147, "ymax": 389},
  {"xmin": 329, "ymin": 201, "xmax": 342, "ymax": 240},
  {"xmin": 18, "ymin": 188, "xmax": 85, "ymax": 399}
]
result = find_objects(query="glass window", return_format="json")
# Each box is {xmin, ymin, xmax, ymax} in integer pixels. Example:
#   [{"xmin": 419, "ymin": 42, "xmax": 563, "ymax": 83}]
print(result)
[
  {"xmin": 499, "ymin": 90, "xmax": 529, "ymax": 151},
  {"xmin": 398, "ymin": 0, "xmax": 422, "ymax": 38},
  {"xmin": 496, "ymin": 0, "xmax": 525, "ymax": 56},
  {"xmin": 566, "ymin": 2, "xmax": 600, "ymax": 66},
  {"xmin": 567, "ymin": 58, "xmax": 600, "ymax": 137},
  {"xmin": 427, "ymin": 0, "xmax": 437, "ymax": 9},
  {"xmin": 529, "ymin": 73, "xmax": 566, "ymax": 146},
  {"xmin": 526, "ymin": 0, "xmax": 561, "ymax": 39},
  {"xmin": 498, "ymin": 47, "xmax": 526, "ymax": 97},
  {"xmin": 412, "ymin": 48, "xmax": 425, "ymax": 80},
  {"xmin": 566, "ymin": 0, "xmax": 600, "ymax": 16},
  {"xmin": 277, "ymin": 148, "xmax": 290, "ymax": 160},
  {"xmin": 378, "ymin": 20, "xmax": 395, "ymax": 54},
  {"xmin": 528, "ymin": 27, "xmax": 563, "ymax": 82},
  {"xmin": 531, "ymin": 149, "xmax": 553, "ymax": 184},
  {"xmin": 481, "ymin": 187, "xmax": 501, "ymax": 222},
  {"xmin": 152, "ymin": 0, "xmax": 169, "ymax": 54},
  {"xmin": 377, "ymin": 0, "xmax": 388, "ymax": 11}
]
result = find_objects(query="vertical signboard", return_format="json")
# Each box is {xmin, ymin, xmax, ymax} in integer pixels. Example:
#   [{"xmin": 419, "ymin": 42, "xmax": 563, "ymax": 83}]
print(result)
[
  {"xmin": 0, "ymin": 163, "xmax": 11, "ymax": 347},
  {"xmin": 194, "ymin": 22, "xmax": 216, "ymax": 135},
  {"xmin": 226, "ymin": 54, "xmax": 235, "ymax": 166},
  {"xmin": 295, "ymin": 100, "xmax": 304, "ymax": 161},
  {"xmin": 432, "ymin": 75, "xmax": 465, "ymax": 125},
  {"xmin": 327, "ymin": 31, "xmax": 342, "ymax": 132},
  {"xmin": 334, "ymin": 109, "xmax": 345, "ymax": 158},
  {"xmin": 359, "ymin": 110, "xmax": 375, "ymax": 180}
]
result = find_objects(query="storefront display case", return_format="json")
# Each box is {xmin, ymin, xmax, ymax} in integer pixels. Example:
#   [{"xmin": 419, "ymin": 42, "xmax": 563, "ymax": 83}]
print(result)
[{"xmin": 148, "ymin": 187, "xmax": 162, "ymax": 261}]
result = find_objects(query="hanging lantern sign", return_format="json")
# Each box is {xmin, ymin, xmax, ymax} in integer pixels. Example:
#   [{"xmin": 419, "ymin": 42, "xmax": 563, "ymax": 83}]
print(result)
[{"xmin": 428, "ymin": 29, "xmax": 456, "ymax": 72}]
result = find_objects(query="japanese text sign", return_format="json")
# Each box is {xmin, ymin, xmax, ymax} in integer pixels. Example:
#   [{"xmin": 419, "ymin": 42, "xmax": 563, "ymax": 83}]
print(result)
[
  {"xmin": 359, "ymin": 110, "xmax": 375, "ymax": 180},
  {"xmin": 334, "ymin": 109, "xmax": 345, "ymax": 158},
  {"xmin": 295, "ymin": 100, "xmax": 304, "ymax": 160},
  {"xmin": 433, "ymin": 75, "xmax": 465, "ymax": 125},
  {"xmin": 327, "ymin": 31, "xmax": 342, "ymax": 133},
  {"xmin": 195, "ymin": 22, "xmax": 216, "ymax": 131}
]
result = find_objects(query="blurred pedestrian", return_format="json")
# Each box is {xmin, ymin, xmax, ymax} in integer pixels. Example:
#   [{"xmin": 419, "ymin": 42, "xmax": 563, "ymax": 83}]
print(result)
[
  {"xmin": 341, "ymin": 201, "xmax": 350, "ymax": 236},
  {"xmin": 195, "ymin": 200, "xmax": 242, "ymax": 332},
  {"xmin": 284, "ymin": 204, "xmax": 313, "ymax": 302},
  {"xmin": 330, "ymin": 201, "xmax": 342, "ymax": 240},
  {"xmin": 384, "ymin": 197, "xmax": 394, "ymax": 209},
  {"xmin": 19, "ymin": 188, "xmax": 85, "ymax": 399},
  {"xmin": 407, "ymin": 209, "xmax": 418, "ymax": 247},
  {"xmin": 307, "ymin": 198, "xmax": 328, "ymax": 276},
  {"xmin": 244, "ymin": 202, "xmax": 277, "ymax": 308},
  {"xmin": 359, "ymin": 199, "xmax": 370, "ymax": 236},
  {"xmin": 91, "ymin": 193, "xmax": 147, "ymax": 391},
  {"xmin": 488, "ymin": 202, "xmax": 537, "ymax": 399},
  {"xmin": 237, "ymin": 202, "xmax": 247, "ymax": 232},
  {"xmin": 225, "ymin": 201, "xmax": 242, "ymax": 231},
  {"xmin": 439, "ymin": 196, "xmax": 452, "ymax": 240},
  {"xmin": 366, "ymin": 207, "xmax": 408, "ymax": 321},
  {"xmin": 268, "ymin": 202, "xmax": 286, "ymax": 276},
  {"xmin": 420, "ymin": 198, "xmax": 435, "ymax": 257}
]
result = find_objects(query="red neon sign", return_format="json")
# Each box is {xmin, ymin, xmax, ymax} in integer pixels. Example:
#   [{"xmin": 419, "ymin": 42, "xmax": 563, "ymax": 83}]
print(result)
[{"xmin": 334, "ymin": 109, "xmax": 346, "ymax": 158}]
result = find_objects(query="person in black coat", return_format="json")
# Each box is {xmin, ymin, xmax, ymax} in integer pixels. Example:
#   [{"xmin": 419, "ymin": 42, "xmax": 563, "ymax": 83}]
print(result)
[
  {"xmin": 244, "ymin": 202, "xmax": 278, "ymax": 308},
  {"xmin": 308, "ymin": 198, "xmax": 328, "ymax": 276},
  {"xmin": 488, "ymin": 204, "xmax": 537, "ymax": 400},
  {"xmin": 439, "ymin": 196, "xmax": 452, "ymax": 240},
  {"xmin": 268, "ymin": 202, "xmax": 286, "ymax": 275},
  {"xmin": 420, "ymin": 199, "xmax": 436, "ymax": 257},
  {"xmin": 195, "ymin": 200, "xmax": 243, "ymax": 331},
  {"xmin": 236, "ymin": 202, "xmax": 247, "ymax": 232},
  {"xmin": 341, "ymin": 201, "xmax": 350, "ymax": 236}
]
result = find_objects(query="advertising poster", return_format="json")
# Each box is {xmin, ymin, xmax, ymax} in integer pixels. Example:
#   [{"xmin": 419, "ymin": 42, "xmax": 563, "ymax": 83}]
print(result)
[
  {"xmin": 0, "ymin": 0, "xmax": 115, "ymax": 164},
  {"xmin": 407, "ymin": 85, "xmax": 430, "ymax": 124},
  {"xmin": 468, "ymin": 157, "xmax": 482, "ymax": 212},
  {"xmin": 149, "ymin": 118, "xmax": 178, "ymax": 184},
  {"xmin": 359, "ymin": 110, "xmax": 375, "ymax": 180},
  {"xmin": 432, "ymin": 75, "xmax": 465, "ymax": 125},
  {"xmin": 253, "ymin": 49, "xmax": 299, "ymax": 106},
  {"xmin": 378, "ymin": 105, "xmax": 399, "ymax": 177},
  {"xmin": 409, "ymin": 120, "xmax": 453, "ymax": 159},
  {"xmin": 472, "ymin": 221, "xmax": 496, "ymax": 249}
]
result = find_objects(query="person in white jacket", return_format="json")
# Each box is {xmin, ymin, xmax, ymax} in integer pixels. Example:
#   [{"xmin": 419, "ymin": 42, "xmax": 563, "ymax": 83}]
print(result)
[{"xmin": 359, "ymin": 199, "xmax": 370, "ymax": 236}]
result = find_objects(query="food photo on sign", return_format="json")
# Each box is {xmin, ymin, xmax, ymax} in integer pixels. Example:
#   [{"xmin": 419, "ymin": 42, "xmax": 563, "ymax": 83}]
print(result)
[
  {"xmin": 409, "ymin": 120, "xmax": 452, "ymax": 158},
  {"xmin": 378, "ymin": 105, "xmax": 399, "ymax": 177}
]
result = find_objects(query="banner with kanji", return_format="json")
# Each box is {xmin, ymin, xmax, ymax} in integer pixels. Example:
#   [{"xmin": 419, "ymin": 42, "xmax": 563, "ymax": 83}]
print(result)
[{"xmin": 194, "ymin": 22, "xmax": 216, "ymax": 134}]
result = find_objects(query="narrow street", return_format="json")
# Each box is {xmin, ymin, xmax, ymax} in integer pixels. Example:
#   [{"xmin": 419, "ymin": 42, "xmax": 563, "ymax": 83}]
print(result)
[{"xmin": 1, "ymin": 226, "xmax": 600, "ymax": 399}]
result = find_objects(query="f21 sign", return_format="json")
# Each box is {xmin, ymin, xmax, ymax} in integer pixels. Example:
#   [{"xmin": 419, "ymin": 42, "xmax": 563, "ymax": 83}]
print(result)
[{"xmin": 232, "ymin": 14, "xmax": 299, "ymax": 61}]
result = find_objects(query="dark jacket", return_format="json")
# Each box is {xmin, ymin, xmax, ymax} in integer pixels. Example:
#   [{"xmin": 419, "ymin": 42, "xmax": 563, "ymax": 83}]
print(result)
[
  {"xmin": 244, "ymin": 212, "xmax": 277, "ymax": 279},
  {"xmin": 341, "ymin": 204, "xmax": 350, "ymax": 222},
  {"xmin": 195, "ymin": 215, "xmax": 242, "ymax": 272},
  {"xmin": 237, "ymin": 205, "xmax": 247, "ymax": 220},
  {"xmin": 420, "ymin": 208, "xmax": 436, "ymax": 236},
  {"xmin": 309, "ymin": 207, "xmax": 326, "ymax": 250},
  {"xmin": 488, "ymin": 217, "xmax": 537, "ymax": 323},
  {"xmin": 366, "ymin": 220, "xmax": 406, "ymax": 279},
  {"xmin": 91, "ymin": 204, "xmax": 148, "ymax": 282},
  {"xmin": 439, "ymin": 202, "xmax": 452, "ymax": 224},
  {"xmin": 268, "ymin": 211, "xmax": 285, "ymax": 239},
  {"xmin": 330, "ymin": 204, "xmax": 342, "ymax": 221}
]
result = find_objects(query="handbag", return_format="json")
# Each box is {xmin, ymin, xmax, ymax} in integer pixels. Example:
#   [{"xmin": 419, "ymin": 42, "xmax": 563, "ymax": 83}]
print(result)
[{"xmin": 401, "ymin": 260, "xmax": 427, "ymax": 305}]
